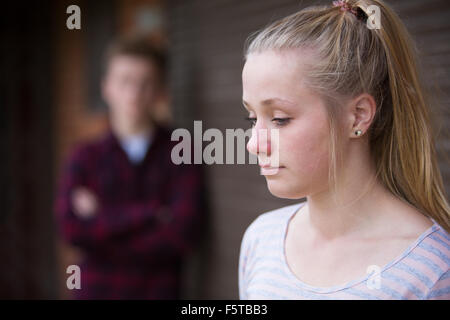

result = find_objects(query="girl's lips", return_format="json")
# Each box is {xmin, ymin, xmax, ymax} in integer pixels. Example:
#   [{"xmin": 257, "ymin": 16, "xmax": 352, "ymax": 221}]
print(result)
[
  {"xmin": 258, "ymin": 164, "xmax": 285, "ymax": 168},
  {"xmin": 259, "ymin": 166, "xmax": 285, "ymax": 175}
]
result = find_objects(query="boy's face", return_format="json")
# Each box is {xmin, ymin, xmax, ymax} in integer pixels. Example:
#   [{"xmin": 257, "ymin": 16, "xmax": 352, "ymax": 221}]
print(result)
[{"xmin": 102, "ymin": 54, "xmax": 160, "ymax": 126}]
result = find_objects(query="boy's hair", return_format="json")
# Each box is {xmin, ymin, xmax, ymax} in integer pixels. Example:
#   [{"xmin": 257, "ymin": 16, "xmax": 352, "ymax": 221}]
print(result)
[{"xmin": 103, "ymin": 35, "xmax": 167, "ymax": 83}]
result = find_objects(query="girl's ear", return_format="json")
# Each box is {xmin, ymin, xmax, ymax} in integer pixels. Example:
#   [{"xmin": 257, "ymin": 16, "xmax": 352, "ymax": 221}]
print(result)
[{"xmin": 347, "ymin": 93, "xmax": 377, "ymax": 138}]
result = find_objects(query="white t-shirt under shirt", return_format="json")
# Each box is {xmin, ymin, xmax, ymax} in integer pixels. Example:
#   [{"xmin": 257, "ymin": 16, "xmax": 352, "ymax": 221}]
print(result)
[
  {"xmin": 238, "ymin": 202, "xmax": 450, "ymax": 299},
  {"xmin": 119, "ymin": 132, "xmax": 152, "ymax": 164}
]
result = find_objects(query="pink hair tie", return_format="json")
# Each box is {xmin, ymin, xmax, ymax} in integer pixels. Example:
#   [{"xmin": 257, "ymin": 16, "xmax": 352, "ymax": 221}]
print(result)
[{"xmin": 332, "ymin": 0, "xmax": 359, "ymax": 18}]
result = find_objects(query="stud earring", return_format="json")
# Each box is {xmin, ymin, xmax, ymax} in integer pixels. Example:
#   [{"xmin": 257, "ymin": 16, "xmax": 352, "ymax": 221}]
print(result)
[{"xmin": 355, "ymin": 129, "xmax": 362, "ymax": 136}]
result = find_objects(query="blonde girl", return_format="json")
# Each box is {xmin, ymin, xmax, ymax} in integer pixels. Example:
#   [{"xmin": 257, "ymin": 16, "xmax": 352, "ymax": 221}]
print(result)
[{"xmin": 239, "ymin": 0, "xmax": 450, "ymax": 299}]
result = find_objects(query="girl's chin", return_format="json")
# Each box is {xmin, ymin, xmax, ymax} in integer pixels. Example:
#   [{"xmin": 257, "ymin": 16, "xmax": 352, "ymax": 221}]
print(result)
[{"xmin": 266, "ymin": 181, "xmax": 305, "ymax": 199}]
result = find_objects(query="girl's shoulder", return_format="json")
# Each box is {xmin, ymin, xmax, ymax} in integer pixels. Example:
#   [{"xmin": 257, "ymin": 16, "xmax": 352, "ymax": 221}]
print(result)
[
  {"xmin": 250, "ymin": 202, "xmax": 303, "ymax": 228},
  {"xmin": 403, "ymin": 221, "xmax": 450, "ymax": 283},
  {"xmin": 241, "ymin": 202, "xmax": 305, "ymax": 245},
  {"xmin": 239, "ymin": 202, "xmax": 305, "ymax": 270},
  {"xmin": 418, "ymin": 222, "xmax": 450, "ymax": 265},
  {"xmin": 415, "ymin": 223, "xmax": 450, "ymax": 299},
  {"xmin": 419, "ymin": 222, "xmax": 450, "ymax": 253}
]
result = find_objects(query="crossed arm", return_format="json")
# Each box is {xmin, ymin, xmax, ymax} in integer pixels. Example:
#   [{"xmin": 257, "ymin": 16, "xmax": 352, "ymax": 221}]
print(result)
[{"xmin": 54, "ymin": 147, "xmax": 205, "ymax": 263}]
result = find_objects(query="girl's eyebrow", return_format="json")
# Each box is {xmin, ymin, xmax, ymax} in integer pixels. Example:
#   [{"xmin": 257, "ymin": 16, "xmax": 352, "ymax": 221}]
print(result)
[{"xmin": 243, "ymin": 98, "xmax": 296, "ymax": 110}]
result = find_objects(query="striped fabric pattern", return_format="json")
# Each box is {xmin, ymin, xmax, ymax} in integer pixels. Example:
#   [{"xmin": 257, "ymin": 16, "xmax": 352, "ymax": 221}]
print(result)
[{"xmin": 238, "ymin": 202, "xmax": 450, "ymax": 300}]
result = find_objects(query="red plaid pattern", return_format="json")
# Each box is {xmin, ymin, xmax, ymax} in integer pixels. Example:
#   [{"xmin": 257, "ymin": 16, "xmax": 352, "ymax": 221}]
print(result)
[{"xmin": 54, "ymin": 124, "xmax": 205, "ymax": 299}]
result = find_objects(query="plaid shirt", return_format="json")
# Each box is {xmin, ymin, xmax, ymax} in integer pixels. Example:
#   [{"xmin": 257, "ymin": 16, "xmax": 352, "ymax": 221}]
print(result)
[{"xmin": 54, "ymin": 124, "xmax": 205, "ymax": 299}]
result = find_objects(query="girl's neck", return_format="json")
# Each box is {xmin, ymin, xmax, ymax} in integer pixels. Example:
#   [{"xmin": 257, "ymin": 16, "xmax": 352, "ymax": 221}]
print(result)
[
  {"xmin": 300, "ymin": 142, "xmax": 393, "ymax": 241},
  {"xmin": 304, "ymin": 178, "xmax": 391, "ymax": 240}
]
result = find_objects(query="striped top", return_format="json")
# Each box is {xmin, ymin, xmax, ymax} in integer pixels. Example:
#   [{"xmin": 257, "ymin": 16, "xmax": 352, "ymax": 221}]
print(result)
[{"xmin": 238, "ymin": 202, "xmax": 450, "ymax": 300}]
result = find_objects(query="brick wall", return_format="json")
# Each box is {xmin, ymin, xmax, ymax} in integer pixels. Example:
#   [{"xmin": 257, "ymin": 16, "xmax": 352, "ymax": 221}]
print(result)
[{"xmin": 167, "ymin": 0, "xmax": 450, "ymax": 299}]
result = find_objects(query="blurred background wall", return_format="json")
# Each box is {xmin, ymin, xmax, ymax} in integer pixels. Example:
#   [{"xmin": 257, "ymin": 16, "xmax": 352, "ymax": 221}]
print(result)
[
  {"xmin": 167, "ymin": 0, "xmax": 450, "ymax": 299},
  {"xmin": 0, "ymin": 0, "xmax": 449, "ymax": 299}
]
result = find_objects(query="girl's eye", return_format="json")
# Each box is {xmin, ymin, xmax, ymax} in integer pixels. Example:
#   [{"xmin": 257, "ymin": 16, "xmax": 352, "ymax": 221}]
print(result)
[
  {"xmin": 272, "ymin": 118, "xmax": 291, "ymax": 126},
  {"xmin": 245, "ymin": 117, "xmax": 257, "ymax": 127}
]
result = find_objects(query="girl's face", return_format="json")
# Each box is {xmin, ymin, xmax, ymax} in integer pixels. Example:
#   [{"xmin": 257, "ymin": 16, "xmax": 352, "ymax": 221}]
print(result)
[{"xmin": 242, "ymin": 49, "xmax": 332, "ymax": 199}]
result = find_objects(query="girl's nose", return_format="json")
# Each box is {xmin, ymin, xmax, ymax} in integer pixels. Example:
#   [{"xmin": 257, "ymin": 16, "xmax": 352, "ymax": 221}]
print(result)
[{"xmin": 247, "ymin": 127, "xmax": 271, "ymax": 156}]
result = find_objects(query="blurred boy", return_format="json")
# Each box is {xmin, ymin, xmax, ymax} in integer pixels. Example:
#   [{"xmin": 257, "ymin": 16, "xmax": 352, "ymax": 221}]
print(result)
[{"xmin": 54, "ymin": 36, "xmax": 205, "ymax": 299}]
